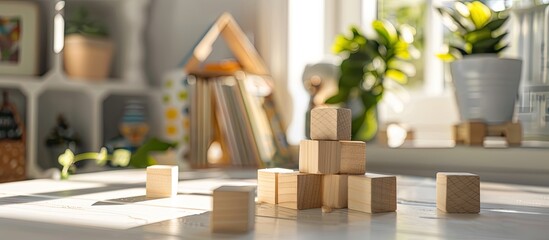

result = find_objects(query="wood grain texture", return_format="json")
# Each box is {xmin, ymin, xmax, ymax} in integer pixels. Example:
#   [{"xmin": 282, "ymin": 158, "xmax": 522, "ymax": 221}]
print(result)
[
  {"xmin": 454, "ymin": 121, "xmax": 522, "ymax": 146},
  {"xmin": 339, "ymin": 141, "xmax": 366, "ymax": 174},
  {"xmin": 488, "ymin": 122, "xmax": 522, "ymax": 146},
  {"xmin": 299, "ymin": 140, "xmax": 340, "ymax": 174},
  {"xmin": 211, "ymin": 185, "xmax": 255, "ymax": 233},
  {"xmin": 310, "ymin": 107, "xmax": 351, "ymax": 141},
  {"xmin": 146, "ymin": 165, "xmax": 178, "ymax": 198},
  {"xmin": 183, "ymin": 13, "xmax": 269, "ymax": 76},
  {"xmin": 257, "ymin": 168, "xmax": 294, "ymax": 204},
  {"xmin": 504, "ymin": 122, "xmax": 522, "ymax": 146},
  {"xmin": 348, "ymin": 174, "xmax": 397, "ymax": 213},
  {"xmin": 454, "ymin": 121, "xmax": 485, "ymax": 145},
  {"xmin": 436, "ymin": 172, "xmax": 480, "ymax": 213},
  {"xmin": 278, "ymin": 173, "xmax": 322, "ymax": 210},
  {"xmin": 322, "ymin": 174, "xmax": 348, "ymax": 209}
]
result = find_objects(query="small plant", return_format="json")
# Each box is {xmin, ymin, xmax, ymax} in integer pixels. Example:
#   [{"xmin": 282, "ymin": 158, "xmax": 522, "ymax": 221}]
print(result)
[
  {"xmin": 437, "ymin": 1, "xmax": 509, "ymax": 61},
  {"xmin": 65, "ymin": 7, "xmax": 108, "ymax": 37},
  {"xmin": 327, "ymin": 20, "xmax": 416, "ymax": 140},
  {"xmin": 58, "ymin": 148, "xmax": 130, "ymax": 180},
  {"xmin": 57, "ymin": 138, "xmax": 177, "ymax": 179}
]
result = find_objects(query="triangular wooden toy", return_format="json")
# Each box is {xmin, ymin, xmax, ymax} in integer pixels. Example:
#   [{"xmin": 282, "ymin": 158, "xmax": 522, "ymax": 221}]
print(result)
[{"xmin": 182, "ymin": 12, "xmax": 269, "ymax": 76}]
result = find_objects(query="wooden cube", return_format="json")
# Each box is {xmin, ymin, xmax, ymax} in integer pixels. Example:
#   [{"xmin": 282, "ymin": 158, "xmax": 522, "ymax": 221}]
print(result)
[
  {"xmin": 436, "ymin": 172, "xmax": 480, "ymax": 213},
  {"xmin": 211, "ymin": 185, "xmax": 255, "ymax": 233},
  {"xmin": 322, "ymin": 174, "xmax": 348, "ymax": 209},
  {"xmin": 339, "ymin": 141, "xmax": 366, "ymax": 174},
  {"xmin": 454, "ymin": 122, "xmax": 486, "ymax": 145},
  {"xmin": 257, "ymin": 168, "xmax": 294, "ymax": 204},
  {"xmin": 278, "ymin": 173, "xmax": 322, "ymax": 210},
  {"xmin": 146, "ymin": 165, "xmax": 178, "ymax": 198},
  {"xmin": 348, "ymin": 174, "xmax": 397, "ymax": 213},
  {"xmin": 310, "ymin": 107, "xmax": 351, "ymax": 140},
  {"xmin": 299, "ymin": 140, "xmax": 340, "ymax": 174}
]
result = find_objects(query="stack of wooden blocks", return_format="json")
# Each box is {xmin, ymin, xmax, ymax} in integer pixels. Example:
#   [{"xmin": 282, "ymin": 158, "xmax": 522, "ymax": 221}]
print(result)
[
  {"xmin": 144, "ymin": 108, "xmax": 483, "ymax": 234},
  {"xmin": 258, "ymin": 107, "xmax": 397, "ymax": 213}
]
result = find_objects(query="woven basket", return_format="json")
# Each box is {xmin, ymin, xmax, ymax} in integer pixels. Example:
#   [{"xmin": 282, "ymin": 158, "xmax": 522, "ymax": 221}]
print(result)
[
  {"xmin": 0, "ymin": 140, "xmax": 26, "ymax": 182},
  {"xmin": 0, "ymin": 93, "xmax": 26, "ymax": 183}
]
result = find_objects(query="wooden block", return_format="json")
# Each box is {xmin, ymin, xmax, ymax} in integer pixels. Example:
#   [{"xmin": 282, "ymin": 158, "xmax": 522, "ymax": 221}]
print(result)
[
  {"xmin": 339, "ymin": 141, "xmax": 366, "ymax": 174},
  {"xmin": 453, "ymin": 125, "xmax": 463, "ymax": 144},
  {"xmin": 456, "ymin": 122, "xmax": 486, "ymax": 145},
  {"xmin": 322, "ymin": 174, "xmax": 348, "ymax": 209},
  {"xmin": 348, "ymin": 174, "xmax": 397, "ymax": 213},
  {"xmin": 436, "ymin": 172, "xmax": 480, "ymax": 213},
  {"xmin": 505, "ymin": 122, "xmax": 522, "ymax": 146},
  {"xmin": 299, "ymin": 140, "xmax": 340, "ymax": 174},
  {"xmin": 257, "ymin": 168, "xmax": 294, "ymax": 204},
  {"xmin": 310, "ymin": 107, "xmax": 351, "ymax": 140},
  {"xmin": 146, "ymin": 165, "xmax": 178, "ymax": 198},
  {"xmin": 278, "ymin": 173, "xmax": 322, "ymax": 210},
  {"xmin": 211, "ymin": 185, "xmax": 255, "ymax": 233}
]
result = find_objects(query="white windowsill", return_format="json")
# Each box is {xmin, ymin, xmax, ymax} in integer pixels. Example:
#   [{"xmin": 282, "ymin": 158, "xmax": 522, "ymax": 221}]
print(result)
[{"xmin": 367, "ymin": 144, "xmax": 549, "ymax": 187}]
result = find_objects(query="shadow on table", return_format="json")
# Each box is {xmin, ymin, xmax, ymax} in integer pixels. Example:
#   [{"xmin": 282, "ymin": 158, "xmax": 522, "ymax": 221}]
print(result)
[
  {"xmin": 93, "ymin": 195, "xmax": 149, "ymax": 205},
  {"xmin": 0, "ymin": 183, "xmax": 142, "ymax": 206}
]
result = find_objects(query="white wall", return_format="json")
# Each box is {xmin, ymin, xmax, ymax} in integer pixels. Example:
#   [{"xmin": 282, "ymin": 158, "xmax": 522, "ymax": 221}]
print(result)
[{"xmin": 146, "ymin": 0, "xmax": 259, "ymax": 85}]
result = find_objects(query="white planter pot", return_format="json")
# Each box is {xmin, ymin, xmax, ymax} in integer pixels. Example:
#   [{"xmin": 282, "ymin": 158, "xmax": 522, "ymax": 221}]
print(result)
[{"xmin": 451, "ymin": 55, "xmax": 522, "ymax": 123}]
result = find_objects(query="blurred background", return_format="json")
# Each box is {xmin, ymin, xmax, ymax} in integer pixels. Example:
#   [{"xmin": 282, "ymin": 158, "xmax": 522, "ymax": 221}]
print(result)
[{"xmin": 0, "ymin": 0, "xmax": 548, "ymax": 186}]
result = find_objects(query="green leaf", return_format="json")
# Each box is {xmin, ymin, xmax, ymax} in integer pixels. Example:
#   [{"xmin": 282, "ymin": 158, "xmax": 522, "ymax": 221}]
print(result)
[
  {"xmin": 438, "ymin": 7, "xmax": 466, "ymax": 33},
  {"xmin": 112, "ymin": 149, "xmax": 131, "ymax": 167},
  {"xmin": 483, "ymin": 17, "xmax": 508, "ymax": 32},
  {"xmin": 450, "ymin": 46, "xmax": 469, "ymax": 56},
  {"xmin": 332, "ymin": 35, "xmax": 355, "ymax": 53},
  {"xmin": 373, "ymin": 20, "xmax": 397, "ymax": 45},
  {"xmin": 58, "ymin": 149, "xmax": 75, "ymax": 167},
  {"xmin": 352, "ymin": 107, "xmax": 378, "ymax": 141},
  {"xmin": 472, "ymin": 32, "xmax": 507, "ymax": 54},
  {"xmin": 495, "ymin": 44, "xmax": 509, "ymax": 53},
  {"xmin": 385, "ymin": 69, "xmax": 408, "ymax": 84},
  {"xmin": 65, "ymin": 7, "xmax": 109, "ymax": 37},
  {"xmin": 467, "ymin": 1, "xmax": 492, "ymax": 29},
  {"xmin": 351, "ymin": 111, "xmax": 366, "ymax": 136},
  {"xmin": 437, "ymin": 53, "xmax": 457, "ymax": 62},
  {"xmin": 387, "ymin": 59, "xmax": 416, "ymax": 76},
  {"xmin": 454, "ymin": 2, "xmax": 470, "ymax": 18},
  {"xmin": 464, "ymin": 29, "xmax": 492, "ymax": 43},
  {"xmin": 129, "ymin": 138, "xmax": 178, "ymax": 168},
  {"xmin": 360, "ymin": 90, "xmax": 382, "ymax": 111},
  {"xmin": 339, "ymin": 58, "xmax": 366, "ymax": 87}
]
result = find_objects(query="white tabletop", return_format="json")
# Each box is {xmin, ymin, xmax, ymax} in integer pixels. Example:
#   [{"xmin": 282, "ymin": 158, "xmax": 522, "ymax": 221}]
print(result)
[{"xmin": 0, "ymin": 169, "xmax": 548, "ymax": 239}]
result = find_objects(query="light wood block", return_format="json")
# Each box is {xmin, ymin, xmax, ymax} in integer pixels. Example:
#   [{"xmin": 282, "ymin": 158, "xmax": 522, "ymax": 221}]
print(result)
[
  {"xmin": 339, "ymin": 141, "xmax": 366, "ymax": 174},
  {"xmin": 299, "ymin": 140, "xmax": 340, "ymax": 174},
  {"xmin": 278, "ymin": 173, "xmax": 322, "ymax": 210},
  {"xmin": 322, "ymin": 174, "xmax": 348, "ymax": 209},
  {"xmin": 453, "ymin": 121, "xmax": 484, "ymax": 145},
  {"xmin": 146, "ymin": 165, "xmax": 178, "ymax": 198},
  {"xmin": 436, "ymin": 172, "xmax": 480, "ymax": 213},
  {"xmin": 487, "ymin": 122, "xmax": 522, "ymax": 146},
  {"xmin": 211, "ymin": 185, "xmax": 255, "ymax": 233},
  {"xmin": 348, "ymin": 174, "xmax": 397, "ymax": 213},
  {"xmin": 310, "ymin": 107, "xmax": 351, "ymax": 140},
  {"xmin": 257, "ymin": 168, "xmax": 294, "ymax": 204},
  {"xmin": 454, "ymin": 121, "xmax": 522, "ymax": 146}
]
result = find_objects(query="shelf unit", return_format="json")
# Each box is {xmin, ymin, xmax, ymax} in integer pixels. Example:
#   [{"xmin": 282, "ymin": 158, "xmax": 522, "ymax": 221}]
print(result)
[{"xmin": 0, "ymin": 0, "xmax": 162, "ymax": 179}]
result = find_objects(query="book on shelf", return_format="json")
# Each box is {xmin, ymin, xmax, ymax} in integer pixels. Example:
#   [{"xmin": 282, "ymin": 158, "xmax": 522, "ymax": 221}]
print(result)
[
  {"xmin": 181, "ymin": 13, "xmax": 291, "ymax": 168},
  {"xmin": 188, "ymin": 72, "xmax": 291, "ymax": 168}
]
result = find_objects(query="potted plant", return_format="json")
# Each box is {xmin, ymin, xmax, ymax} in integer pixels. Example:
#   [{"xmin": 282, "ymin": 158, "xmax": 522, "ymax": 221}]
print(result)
[
  {"xmin": 64, "ymin": 7, "xmax": 113, "ymax": 80},
  {"xmin": 326, "ymin": 20, "xmax": 416, "ymax": 140},
  {"xmin": 437, "ymin": 1, "xmax": 522, "ymax": 123}
]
